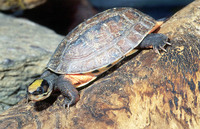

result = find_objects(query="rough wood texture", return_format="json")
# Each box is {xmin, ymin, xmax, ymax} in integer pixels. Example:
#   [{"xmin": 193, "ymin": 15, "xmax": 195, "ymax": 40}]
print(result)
[{"xmin": 0, "ymin": 1, "xmax": 200, "ymax": 128}]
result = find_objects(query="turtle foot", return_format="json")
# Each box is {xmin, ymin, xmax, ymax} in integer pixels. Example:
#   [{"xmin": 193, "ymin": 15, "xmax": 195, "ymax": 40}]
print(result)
[
  {"xmin": 153, "ymin": 40, "xmax": 171, "ymax": 54},
  {"xmin": 56, "ymin": 75, "xmax": 80, "ymax": 109},
  {"xmin": 139, "ymin": 33, "xmax": 170, "ymax": 54},
  {"xmin": 63, "ymin": 94, "xmax": 80, "ymax": 109}
]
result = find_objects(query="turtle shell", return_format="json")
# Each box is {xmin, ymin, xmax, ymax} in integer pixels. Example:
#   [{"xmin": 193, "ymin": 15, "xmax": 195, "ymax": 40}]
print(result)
[{"xmin": 47, "ymin": 8, "xmax": 156, "ymax": 74}]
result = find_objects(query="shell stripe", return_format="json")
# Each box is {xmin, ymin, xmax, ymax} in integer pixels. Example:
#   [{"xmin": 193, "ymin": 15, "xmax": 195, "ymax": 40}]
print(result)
[
  {"xmin": 89, "ymin": 49, "xmax": 138, "ymax": 75},
  {"xmin": 91, "ymin": 70, "xmax": 100, "ymax": 73}
]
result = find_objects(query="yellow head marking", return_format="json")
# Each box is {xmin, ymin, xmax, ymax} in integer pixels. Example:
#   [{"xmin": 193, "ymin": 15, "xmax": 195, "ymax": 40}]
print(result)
[{"xmin": 28, "ymin": 79, "xmax": 43, "ymax": 93}]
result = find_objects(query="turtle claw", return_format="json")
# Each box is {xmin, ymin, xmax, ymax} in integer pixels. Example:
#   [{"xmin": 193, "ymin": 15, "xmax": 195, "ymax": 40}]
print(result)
[
  {"xmin": 66, "ymin": 104, "xmax": 70, "ymax": 113},
  {"xmin": 153, "ymin": 44, "xmax": 168, "ymax": 54},
  {"xmin": 164, "ymin": 41, "xmax": 171, "ymax": 45},
  {"xmin": 63, "ymin": 98, "xmax": 71, "ymax": 113},
  {"xmin": 152, "ymin": 38, "xmax": 170, "ymax": 54},
  {"xmin": 153, "ymin": 47, "xmax": 160, "ymax": 55},
  {"xmin": 159, "ymin": 46, "xmax": 167, "ymax": 52}
]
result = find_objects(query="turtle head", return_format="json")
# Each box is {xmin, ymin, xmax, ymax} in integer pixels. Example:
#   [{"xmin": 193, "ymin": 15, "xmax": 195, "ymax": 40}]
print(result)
[{"xmin": 28, "ymin": 79, "xmax": 53, "ymax": 101}]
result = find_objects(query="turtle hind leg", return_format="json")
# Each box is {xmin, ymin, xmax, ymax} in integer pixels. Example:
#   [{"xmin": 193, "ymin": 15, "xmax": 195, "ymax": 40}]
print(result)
[
  {"xmin": 138, "ymin": 33, "xmax": 170, "ymax": 54},
  {"xmin": 55, "ymin": 75, "xmax": 80, "ymax": 108}
]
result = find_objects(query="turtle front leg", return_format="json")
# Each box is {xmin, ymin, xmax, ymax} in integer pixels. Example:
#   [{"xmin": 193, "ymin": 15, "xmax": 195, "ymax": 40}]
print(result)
[{"xmin": 55, "ymin": 75, "xmax": 79, "ymax": 108}]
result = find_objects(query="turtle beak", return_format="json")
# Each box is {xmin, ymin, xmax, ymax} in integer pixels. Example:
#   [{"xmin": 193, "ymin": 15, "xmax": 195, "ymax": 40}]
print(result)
[{"xmin": 28, "ymin": 91, "xmax": 52, "ymax": 101}]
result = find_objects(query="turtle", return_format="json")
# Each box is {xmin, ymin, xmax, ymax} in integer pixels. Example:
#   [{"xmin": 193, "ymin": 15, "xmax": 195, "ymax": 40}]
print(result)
[{"xmin": 27, "ymin": 7, "xmax": 170, "ymax": 108}]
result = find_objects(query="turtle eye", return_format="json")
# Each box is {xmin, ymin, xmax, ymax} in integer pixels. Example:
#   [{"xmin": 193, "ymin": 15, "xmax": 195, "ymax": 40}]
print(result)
[
  {"xmin": 32, "ymin": 87, "xmax": 44, "ymax": 95},
  {"xmin": 32, "ymin": 80, "xmax": 49, "ymax": 96}
]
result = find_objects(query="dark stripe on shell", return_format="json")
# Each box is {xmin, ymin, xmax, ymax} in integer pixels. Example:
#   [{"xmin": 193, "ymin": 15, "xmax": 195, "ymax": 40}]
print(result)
[
  {"xmin": 92, "ymin": 70, "xmax": 100, "ymax": 73},
  {"xmin": 106, "ymin": 64, "xmax": 112, "ymax": 68}
]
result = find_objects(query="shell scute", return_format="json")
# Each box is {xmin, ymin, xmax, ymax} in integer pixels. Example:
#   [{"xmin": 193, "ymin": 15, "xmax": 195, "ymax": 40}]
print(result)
[
  {"xmin": 117, "ymin": 39, "xmax": 134, "ymax": 54},
  {"xmin": 47, "ymin": 8, "xmax": 156, "ymax": 74}
]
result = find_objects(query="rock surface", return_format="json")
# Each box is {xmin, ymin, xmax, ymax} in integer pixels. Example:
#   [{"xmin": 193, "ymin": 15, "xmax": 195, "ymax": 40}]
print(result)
[
  {"xmin": 0, "ymin": 0, "xmax": 200, "ymax": 129},
  {"xmin": 0, "ymin": 0, "xmax": 46, "ymax": 10},
  {"xmin": 0, "ymin": 13, "xmax": 63, "ymax": 113}
]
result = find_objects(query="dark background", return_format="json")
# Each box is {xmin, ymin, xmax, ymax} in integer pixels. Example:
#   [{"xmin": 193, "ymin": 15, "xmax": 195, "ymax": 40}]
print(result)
[{"xmin": 3, "ymin": 0, "xmax": 193, "ymax": 35}]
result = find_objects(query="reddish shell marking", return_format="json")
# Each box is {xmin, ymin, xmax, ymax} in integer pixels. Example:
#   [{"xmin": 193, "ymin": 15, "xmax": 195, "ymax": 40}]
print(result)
[
  {"xmin": 148, "ymin": 21, "xmax": 163, "ymax": 34},
  {"xmin": 64, "ymin": 74, "xmax": 96, "ymax": 88}
]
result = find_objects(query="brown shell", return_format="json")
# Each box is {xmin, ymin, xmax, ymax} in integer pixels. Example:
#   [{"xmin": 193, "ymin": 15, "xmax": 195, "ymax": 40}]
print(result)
[{"xmin": 47, "ymin": 8, "xmax": 156, "ymax": 74}]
